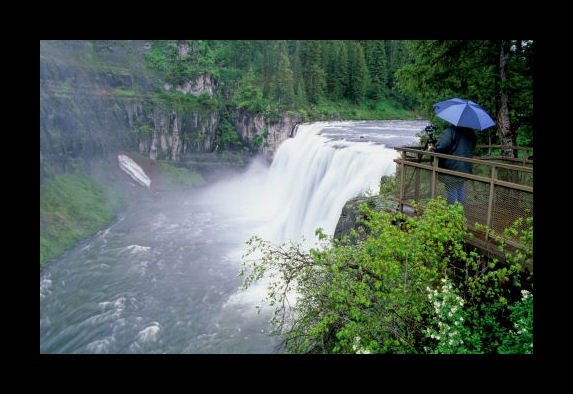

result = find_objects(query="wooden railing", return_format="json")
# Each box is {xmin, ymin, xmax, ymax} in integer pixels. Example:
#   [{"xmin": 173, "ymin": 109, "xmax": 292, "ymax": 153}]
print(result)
[
  {"xmin": 475, "ymin": 144, "xmax": 533, "ymax": 167},
  {"xmin": 394, "ymin": 147, "xmax": 533, "ymax": 250}
]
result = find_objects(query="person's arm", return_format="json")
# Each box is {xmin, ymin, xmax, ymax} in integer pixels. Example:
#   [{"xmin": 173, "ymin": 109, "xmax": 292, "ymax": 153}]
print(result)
[{"xmin": 433, "ymin": 127, "xmax": 453, "ymax": 153}]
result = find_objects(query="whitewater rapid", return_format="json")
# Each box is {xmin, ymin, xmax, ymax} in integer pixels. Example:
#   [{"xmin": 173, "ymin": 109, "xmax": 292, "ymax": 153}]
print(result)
[{"xmin": 40, "ymin": 120, "xmax": 425, "ymax": 353}]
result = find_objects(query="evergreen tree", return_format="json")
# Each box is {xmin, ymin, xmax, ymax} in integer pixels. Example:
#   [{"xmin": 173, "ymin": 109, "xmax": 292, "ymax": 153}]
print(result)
[
  {"xmin": 233, "ymin": 67, "xmax": 265, "ymax": 113},
  {"xmin": 229, "ymin": 40, "xmax": 256, "ymax": 70},
  {"xmin": 323, "ymin": 41, "xmax": 338, "ymax": 96},
  {"xmin": 395, "ymin": 40, "xmax": 533, "ymax": 153},
  {"xmin": 294, "ymin": 78, "xmax": 307, "ymax": 109},
  {"xmin": 273, "ymin": 40, "xmax": 295, "ymax": 108},
  {"xmin": 396, "ymin": 41, "xmax": 497, "ymax": 115},
  {"xmin": 291, "ymin": 40, "xmax": 307, "ymax": 107},
  {"xmin": 348, "ymin": 41, "xmax": 368, "ymax": 103},
  {"xmin": 300, "ymin": 40, "xmax": 326, "ymax": 103},
  {"xmin": 387, "ymin": 40, "xmax": 410, "ymax": 88},
  {"xmin": 332, "ymin": 41, "xmax": 349, "ymax": 100},
  {"xmin": 262, "ymin": 40, "xmax": 278, "ymax": 98},
  {"xmin": 365, "ymin": 40, "xmax": 388, "ymax": 100}
]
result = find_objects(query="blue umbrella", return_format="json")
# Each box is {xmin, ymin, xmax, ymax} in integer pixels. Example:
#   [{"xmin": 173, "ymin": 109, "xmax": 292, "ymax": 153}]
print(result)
[{"xmin": 433, "ymin": 97, "xmax": 495, "ymax": 131}]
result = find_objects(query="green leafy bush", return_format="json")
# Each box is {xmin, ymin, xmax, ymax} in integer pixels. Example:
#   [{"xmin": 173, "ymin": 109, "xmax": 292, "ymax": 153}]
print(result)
[
  {"xmin": 242, "ymin": 198, "xmax": 469, "ymax": 353},
  {"xmin": 214, "ymin": 118, "xmax": 243, "ymax": 151},
  {"xmin": 241, "ymin": 197, "xmax": 533, "ymax": 354}
]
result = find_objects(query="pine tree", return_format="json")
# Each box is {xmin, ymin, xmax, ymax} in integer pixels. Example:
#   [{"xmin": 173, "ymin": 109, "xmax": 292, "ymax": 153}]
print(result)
[
  {"xmin": 323, "ymin": 41, "xmax": 338, "ymax": 96},
  {"xmin": 348, "ymin": 41, "xmax": 368, "ymax": 103},
  {"xmin": 333, "ymin": 41, "xmax": 348, "ymax": 100},
  {"xmin": 291, "ymin": 41, "xmax": 307, "ymax": 108},
  {"xmin": 273, "ymin": 40, "xmax": 295, "ymax": 108},
  {"xmin": 262, "ymin": 40, "xmax": 278, "ymax": 98},
  {"xmin": 230, "ymin": 40, "xmax": 256, "ymax": 70},
  {"xmin": 365, "ymin": 40, "xmax": 388, "ymax": 100},
  {"xmin": 233, "ymin": 67, "xmax": 264, "ymax": 113},
  {"xmin": 300, "ymin": 40, "xmax": 326, "ymax": 104},
  {"xmin": 387, "ymin": 40, "xmax": 410, "ymax": 88}
]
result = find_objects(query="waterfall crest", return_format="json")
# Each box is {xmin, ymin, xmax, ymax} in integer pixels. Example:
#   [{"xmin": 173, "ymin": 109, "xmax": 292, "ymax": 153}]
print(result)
[{"xmin": 262, "ymin": 122, "xmax": 401, "ymax": 243}]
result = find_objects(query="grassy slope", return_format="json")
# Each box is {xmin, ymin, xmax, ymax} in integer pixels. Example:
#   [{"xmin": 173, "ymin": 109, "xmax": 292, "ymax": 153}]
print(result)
[
  {"xmin": 156, "ymin": 161, "xmax": 205, "ymax": 187},
  {"xmin": 40, "ymin": 174, "xmax": 122, "ymax": 265},
  {"xmin": 39, "ymin": 162, "xmax": 205, "ymax": 265},
  {"xmin": 303, "ymin": 98, "xmax": 417, "ymax": 122}
]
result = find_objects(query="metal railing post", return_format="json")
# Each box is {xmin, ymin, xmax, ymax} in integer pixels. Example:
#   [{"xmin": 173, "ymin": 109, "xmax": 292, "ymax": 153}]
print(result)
[
  {"xmin": 431, "ymin": 154, "xmax": 438, "ymax": 199},
  {"xmin": 485, "ymin": 165, "xmax": 497, "ymax": 241},
  {"xmin": 399, "ymin": 151, "xmax": 406, "ymax": 212},
  {"xmin": 414, "ymin": 153, "xmax": 421, "ymax": 202}
]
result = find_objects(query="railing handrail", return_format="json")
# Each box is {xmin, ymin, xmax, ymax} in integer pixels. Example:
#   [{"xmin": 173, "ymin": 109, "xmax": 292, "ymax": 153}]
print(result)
[
  {"xmin": 395, "ymin": 147, "xmax": 533, "ymax": 173},
  {"xmin": 476, "ymin": 144, "xmax": 533, "ymax": 152},
  {"xmin": 394, "ymin": 146, "xmax": 533, "ymax": 256},
  {"xmin": 478, "ymin": 156, "xmax": 533, "ymax": 164},
  {"xmin": 393, "ymin": 158, "xmax": 533, "ymax": 193}
]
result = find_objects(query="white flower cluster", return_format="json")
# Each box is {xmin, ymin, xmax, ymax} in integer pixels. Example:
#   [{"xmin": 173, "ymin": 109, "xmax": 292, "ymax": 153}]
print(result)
[
  {"xmin": 521, "ymin": 289, "xmax": 532, "ymax": 301},
  {"xmin": 425, "ymin": 279, "xmax": 467, "ymax": 352},
  {"xmin": 427, "ymin": 280, "xmax": 465, "ymax": 315},
  {"xmin": 512, "ymin": 290, "xmax": 533, "ymax": 336},
  {"xmin": 352, "ymin": 336, "xmax": 371, "ymax": 354}
]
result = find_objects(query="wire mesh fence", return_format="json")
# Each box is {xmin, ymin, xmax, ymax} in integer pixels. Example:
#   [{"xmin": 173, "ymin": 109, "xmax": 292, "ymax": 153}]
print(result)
[{"xmin": 395, "ymin": 147, "xmax": 533, "ymax": 246}]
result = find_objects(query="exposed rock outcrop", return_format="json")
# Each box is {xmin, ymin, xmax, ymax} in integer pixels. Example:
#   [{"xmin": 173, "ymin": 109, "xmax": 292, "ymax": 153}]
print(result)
[
  {"xmin": 334, "ymin": 192, "xmax": 400, "ymax": 241},
  {"xmin": 174, "ymin": 74, "xmax": 216, "ymax": 96},
  {"xmin": 147, "ymin": 109, "xmax": 219, "ymax": 160},
  {"xmin": 334, "ymin": 196, "xmax": 377, "ymax": 241},
  {"xmin": 231, "ymin": 110, "xmax": 302, "ymax": 159}
]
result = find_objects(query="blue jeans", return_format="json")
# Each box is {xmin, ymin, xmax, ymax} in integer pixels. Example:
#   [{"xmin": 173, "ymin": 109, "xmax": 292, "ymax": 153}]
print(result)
[{"xmin": 445, "ymin": 179, "xmax": 466, "ymax": 205}]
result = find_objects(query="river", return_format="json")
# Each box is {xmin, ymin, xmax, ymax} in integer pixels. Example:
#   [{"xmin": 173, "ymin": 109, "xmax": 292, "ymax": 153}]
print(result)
[{"xmin": 40, "ymin": 120, "xmax": 426, "ymax": 353}]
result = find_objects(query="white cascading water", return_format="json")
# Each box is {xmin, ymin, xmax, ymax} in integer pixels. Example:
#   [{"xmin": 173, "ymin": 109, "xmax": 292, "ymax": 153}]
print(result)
[
  {"xmin": 217, "ymin": 120, "xmax": 421, "ymax": 313},
  {"xmin": 255, "ymin": 122, "xmax": 404, "ymax": 244},
  {"xmin": 203, "ymin": 120, "xmax": 423, "ymax": 252}
]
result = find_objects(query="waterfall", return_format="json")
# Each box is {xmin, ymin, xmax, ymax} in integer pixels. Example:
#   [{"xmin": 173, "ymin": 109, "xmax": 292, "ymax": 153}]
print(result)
[
  {"xmin": 201, "ymin": 120, "xmax": 422, "ymax": 246},
  {"xmin": 263, "ymin": 122, "xmax": 400, "ymax": 242},
  {"xmin": 215, "ymin": 120, "xmax": 420, "ymax": 312}
]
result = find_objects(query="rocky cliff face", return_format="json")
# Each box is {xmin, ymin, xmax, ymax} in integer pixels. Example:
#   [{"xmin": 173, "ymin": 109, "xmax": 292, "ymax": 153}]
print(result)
[
  {"xmin": 232, "ymin": 111, "xmax": 301, "ymax": 158},
  {"xmin": 334, "ymin": 188, "xmax": 401, "ymax": 241},
  {"xmin": 40, "ymin": 41, "xmax": 220, "ymax": 174},
  {"xmin": 146, "ymin": 109, "xmax": 220, "ymax": 161},
  {"xmin": 164, "ymin": 74, "xmax": 216, "ymax": 96},
  {"xmin": 40, "ymin": 40, "xmax": 301, "ymax": 182},
  {"xmin": 334, "ymin": 196, "xmax": 377, "ymax": 241}
]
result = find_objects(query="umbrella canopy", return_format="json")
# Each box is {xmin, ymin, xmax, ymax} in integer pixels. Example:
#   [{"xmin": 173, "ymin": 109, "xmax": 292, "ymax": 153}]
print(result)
[{"xmin": 433, "ymin": 97, "xmax": 495, "ymax": 131}]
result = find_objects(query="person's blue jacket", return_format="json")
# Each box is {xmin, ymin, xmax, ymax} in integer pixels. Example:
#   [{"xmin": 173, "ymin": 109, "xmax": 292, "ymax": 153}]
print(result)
[{"xmin": 434, "ymin": 126, "xmax": 476, "ymax": 174}]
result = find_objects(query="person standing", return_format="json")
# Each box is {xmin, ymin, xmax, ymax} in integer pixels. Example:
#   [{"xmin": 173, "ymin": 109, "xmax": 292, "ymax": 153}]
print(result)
[{"xmin": 428, "ymin": 125, "xmax": 476, "ymax": 205}]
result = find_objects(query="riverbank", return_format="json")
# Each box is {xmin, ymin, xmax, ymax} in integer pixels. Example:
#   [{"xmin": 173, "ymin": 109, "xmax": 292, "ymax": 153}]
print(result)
[
  {"xmin": 40, "ymin": 155, "xmax": 209, "ymax": 266},
  {"xmin": 40, "ymin": 174, "xmax": 123, "ymax": 265}
]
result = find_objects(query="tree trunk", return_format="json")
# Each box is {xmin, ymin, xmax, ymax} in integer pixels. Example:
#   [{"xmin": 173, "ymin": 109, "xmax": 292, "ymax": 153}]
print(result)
[{"xmin": 497, "ymin": 40, "xmax": 514, "ymax": 158}]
